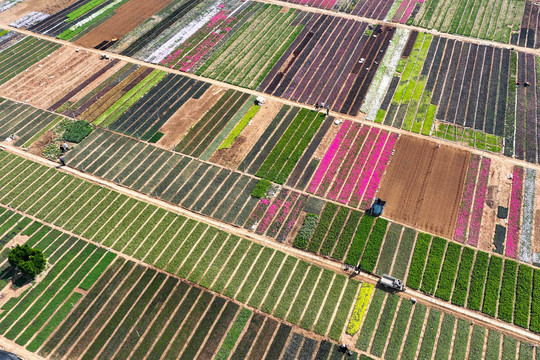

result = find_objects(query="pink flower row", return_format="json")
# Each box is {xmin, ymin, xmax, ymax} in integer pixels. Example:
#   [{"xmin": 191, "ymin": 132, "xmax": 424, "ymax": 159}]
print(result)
[
  {"xmin": 327, "ymin": 124, "xmax": 369, "ymax": 201},
  {"xmin": 360, "ymin": 133, "xmax": 398, "ymax": 209},
  {"xmin": 349, "ymin": 130, "xmax": 389, "ymax": 207},
  {"xmin": 506, "ymin": 166, "xmax": 524, "ymax": 258},
  {"xmin": 316, "ymin": 122, "xmax": 361, "ymax": 197},
  {"xmin": 267, "ymin": 192, "xmax": 299, "ymax": 238},
  {"xmin": 246, "ymin": 198, "xmax": 270, "ymax": 229},
  {"xmin": 256, "ymin": 189, "xmax": 289, "ymax": 235},
  {"xmin": 307, "ymin": 120, "xmax": 352, "ymax": 193},
  {"xmin": 454, "ymin": 155, "xmax": 481, "ymax": 242},
  {"xmin": 337, "ymin": 127, "xmax": 380, "ymax": 204},
  {"xmin": 467, "ymin": 157, "xmax": 491, "ymax": 246},
  {"xmin": 278, "ymin": 194, "xmax": 309, "ymax": 243}
]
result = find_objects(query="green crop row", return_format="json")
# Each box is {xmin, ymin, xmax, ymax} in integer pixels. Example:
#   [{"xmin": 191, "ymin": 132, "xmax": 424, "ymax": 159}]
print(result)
[
  {"xmin": 332, "ymin": 210, "xmax": 361, "ymax": 261},
  {"xmin": 451, "ymin": 247, "xmax": 474, "ymax": 306},
  {"xmin": 287, "ymin": 266, "xmax": 321, "ymax": 324},
  {"xmin": 359, "ymin": 218, "xmax": 389, "ymax": 273},
  {"xmin": 406, "ymin": 232, "xmax": 431, "ymax": 289},
  {"xmin": 320, "ymin": 207, "xmax": 349, "ymax": 256},
  {"xmin": 344, "ymin": 214, "xmax": 375, "ymax": 266},
  {"xmin": 300, "ymin": 270, "xmax": 333, "ymax": 330},
  {"xmin": 467, "ymin": 251, "xmax": 489, "ymax": 311},
  {"xmin": 314, "ymin": 274, "xmax": 346, "ymax": 336},
  {"xmin": 531, "ymin": 269, "xmax": 540, "ymax": 333},
  {"xmin": 328, "ymin": 279, "xmax": 359, "ymax": 341},
  {"xmin": 307, "ymin": 202, "xmax": 337, "ymax": 253},
  {"xmin": 498, "ymin": 259, "xmax": 517, "ymax": 322},
  {"xmin": 66, "ymin": 0, "xmax": 108, "ymax": 21},
  {"xmin": 251, "ymin": 179, "xmax": 272, "ymax": 199},
  {"xmin": 356, "ymin": 289, "xmax": 385, "ymax": 350},
  {"xmin": 482, "ymin": 256, "xmax": 503, "ymax": 317},
  {"xmin": 420, "ymin": 237, "xmax": 447, "ymax": 295},
  {"xmin": 514, "ymin": 264, "xmax": 532, "ymax": 328},
  {"xmin": 219, "ymin": 105, "xmax": 260, "ymax": 149},
  {"xmin": 293, "ymin": 213, "xmax": 318, "ymax": 250},
  {"xmin": 434, "ymin": 242, "xmax": 461, "ymax": 301}
]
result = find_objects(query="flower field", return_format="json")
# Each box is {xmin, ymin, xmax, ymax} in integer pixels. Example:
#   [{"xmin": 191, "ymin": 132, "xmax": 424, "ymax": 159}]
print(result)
[
  {"xmin": 370, "ymin": 29, "xmax": 540, "ymax": 164},
  {"xmin": 413, "ymin": 0, "xmax": 538, "ymax": 48},
  {"xmin": 347, "ymin": 289, "xmax": 534, "ymax": 360},
  {"xmin": 307, "ymin": 120, "xmax": 398, "ymax": 209},
  {"xmin": 2, "ymin": 0, "xmax": 540, "ymax": 357}
]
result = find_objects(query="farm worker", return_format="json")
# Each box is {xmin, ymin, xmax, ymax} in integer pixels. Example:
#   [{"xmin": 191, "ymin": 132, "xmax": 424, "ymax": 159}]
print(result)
[
  {"xmin": 315, "ymin": 102, "xmax": 319, "ymax": 110},
  {"xmin": 58, "ymin": 157, "xmax": 65, "ymax": 167},
  {"xmin": 326, "ymin": 106, "xmax": 329, "ymax": 116},
  {"xmin": 62, "ymin": 142, "xmax": 69, "ymax": 152}
]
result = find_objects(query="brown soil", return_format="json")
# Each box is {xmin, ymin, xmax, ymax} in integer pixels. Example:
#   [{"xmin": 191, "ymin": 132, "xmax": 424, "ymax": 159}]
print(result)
[
  {"xmin": 210, "ymin": 99, "xmax": 282, "ymax": 169},
  {"xmin": 0, "ymin": 47, "xmax": 116, "ymax": 109},
  {"xmin": 377, "ymin": 135, "xmax": 469, "ymax": 238},
  {"xmin": 0, "ymin": 0, "xmax": 78, "ymax": 23},
  {"xmin": 5, "ymin": 234, "xmax": 28, "ymax": 248},
  {"xmin": 477, "ymin": 158, "xmax": 513, "ymax": 252},
  {"xmin": 69, "ymin": 60, "xmax": 126, "ymax": 103},
  {"xmin": 27, "ymin": 130, "xmax": 56, "ymax": 156},
  {"xmin": 75, "ymin": 0, "xmax": 175, "ymax": 48},
  {"xmin": 157, "ymin": 85, "xmax": 225, "ymax": 149},
  {"xmin": 312, "ymin": 120, "xmax": 341, "ymax": 160}
]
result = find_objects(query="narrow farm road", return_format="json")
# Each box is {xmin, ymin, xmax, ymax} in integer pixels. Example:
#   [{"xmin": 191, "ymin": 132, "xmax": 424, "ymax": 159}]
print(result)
[
  {"xmin": 1, "ymin": 25, "xmax": 540, "ymax": 176},
  {"xmin": 1, "ymin": 143, "xmax": 539, "ymax": 346}
]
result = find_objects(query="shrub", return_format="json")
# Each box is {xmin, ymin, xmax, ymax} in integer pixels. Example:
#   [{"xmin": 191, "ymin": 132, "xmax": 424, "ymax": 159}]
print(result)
[
  {"xmin": 531, "ymin": 269, "xmax": 540, "ymax": 333},
  {"xmin": 497, "ymin": 259, "xmax": 518, "ymax": 322},
  {"xmin": 62, "ymin": 120, "xmax": 93, "ymax": 143},
  {"xmin": 251, "ymin": 179, "xmax": 272, "ymax": 198},
  {"xmin": 514, "ymin": 264, "xmax": 532, "ymax": 328},
  {"xmin": 293, "ymin": 214, "xmax": 318, "ymax": 250},
  {"xmin": 406, "ymin": 232, "xmax": 431, "ymax": 289},
  {"xmin": 8, "ymin": 244, "xmax": 46, "ymax": 279},
  {"xmin": 451, "ymin": 247, "xmax": 474, "ymax": 306},
  {"xmin": 420, "ymin": 237, "xmax": 447, "ymax": 295},
  {"xmin": 42, "ymin": 143, "xmax": 62, "ymax": 160},
  {"xmin": 359, "ymin": 218, "xmax": 389, "ymax": 273},
  {"xmin": 344, "ymin": 214, "xmax": 375, "ymax": 266},
  {"xmin": 482, "ymin": 256, "xmax": 503, "ymax": 317},
  {"xmin": 467, "ymin": 251, "xmax": 489, "ymax": 311}
]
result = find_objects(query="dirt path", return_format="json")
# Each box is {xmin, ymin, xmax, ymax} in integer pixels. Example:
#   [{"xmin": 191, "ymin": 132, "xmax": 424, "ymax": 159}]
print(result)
[{"xmin": 1, "ymin": 144, "xmax": 539, "ymax": 347}]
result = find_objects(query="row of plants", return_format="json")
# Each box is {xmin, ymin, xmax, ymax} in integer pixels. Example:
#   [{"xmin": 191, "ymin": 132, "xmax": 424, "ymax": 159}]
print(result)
[
  {"xmin": 402, "ymin": 227, "xmax": 540, "ymax": 332},
  {"xmin": 0, "ymin": 152, "xmax": 364, "ymax": 341}
]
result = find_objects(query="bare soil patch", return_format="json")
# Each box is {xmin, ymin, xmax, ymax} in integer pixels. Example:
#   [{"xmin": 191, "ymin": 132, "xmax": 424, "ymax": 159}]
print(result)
[
  {"xmin": 478, "ymin": 158, "xmax": 513, "ymax": 252},
  {"xmin": 0, "ymin": 47, "xmax": 114, "ymax": 109},
  {"xmin": 157, "ymin": 85, "xmax": 225, "ymax": 149},
  {"xmin": 377, "ymin": 135, "xmax": 469, "ymax": 238},
  {"xmin": 75, "ymin": 0, "xmax": 175, "ymax": 48},
  {"xmin": 28, "ymin": 130, "xmax": 56, "ymax": 156},
  {"xmin": 0, "ymin": 0, "xmax": 78, "ymax": 23},
  {"xmin": 312, "ymin": 120, "xmax": 341, "ymax": 160},
  {"xmin": 5, "ymin": 234, "xmax": 29, "ymax": 248},
  {"xmin": 210, "ymin": 99, "xmax": 282, "ymax": 169}
]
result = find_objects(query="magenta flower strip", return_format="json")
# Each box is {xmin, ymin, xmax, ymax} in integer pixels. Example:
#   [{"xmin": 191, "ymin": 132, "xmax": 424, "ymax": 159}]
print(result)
[
  {"xmin": 267, "ymin": 191, "xmax": 300, "ymax": 238},
  {"xmin": 453, "ymin": 154, "xmax": 481, "ymax": 243},
  {"xmin": 307, "ymin": 120, "xmax": 352, "ymax": 193},
  {"xmin": 327, "ymin": 124, "xmax": 368, "ymax": 201},
  {"xmin": 506, "ymin": 166, "xmax": 524, "ymax": 258},
  {"xmin": 361, "ymin": 133, "xmax": 398, "ymax": 209},
  {"xmin": 338, "ymin": 127, "xmax": 380, "ymax": 204},
  {"xmin": 467, "ymin": 157, "xmax": 491, "ymax": 246},
  {"xmin": 349, "ymin": 130, "xmax": 388, "ymax": 208},
  {"xmin": 400, "ymin": 3, "xmax": 416, "ymax": 23},
  {"xmin": 392, "ymin": 0, "xmax": 410, "ymax": 22},
  {"xmin": 245, "ymin": 198, "xmax": 271, "ymax": 230},
  {"xmin": 277, "ymin": 194, "xmax": 309, "ymax": 243},
  {"xmin": 256, "ymin": 188, "xmax": 289, "ymax": 235},
  {"xmin": 318, "ymin": 122, "xmax": 361, "ymax": 198}
]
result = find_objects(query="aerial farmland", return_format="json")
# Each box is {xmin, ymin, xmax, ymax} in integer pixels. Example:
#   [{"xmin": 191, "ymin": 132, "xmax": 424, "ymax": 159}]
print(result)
[{"xmin": 0, "ymin": 0, "xmax": 539, "ymax": 359}]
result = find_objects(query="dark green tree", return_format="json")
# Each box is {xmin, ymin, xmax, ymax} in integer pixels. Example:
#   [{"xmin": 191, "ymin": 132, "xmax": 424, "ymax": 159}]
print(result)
[{"xmin": 8, "ymin": 244, "xmax": 46, "ymax": 279}]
